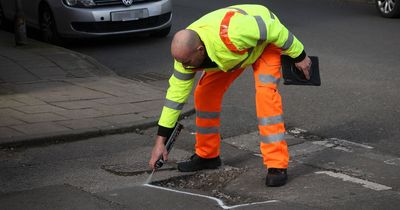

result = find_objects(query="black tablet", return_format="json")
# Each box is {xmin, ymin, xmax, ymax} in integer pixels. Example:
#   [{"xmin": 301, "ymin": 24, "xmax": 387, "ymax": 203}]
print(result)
[{"xmin": 281, "ymin": 55, "xmax": 321, "ymax": 86}]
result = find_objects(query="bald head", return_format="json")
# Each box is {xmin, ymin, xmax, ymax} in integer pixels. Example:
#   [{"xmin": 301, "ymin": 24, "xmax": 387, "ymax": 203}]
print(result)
[{"xmin": 171, "ymin": 29, "xmax": 205, "ymax": 67}]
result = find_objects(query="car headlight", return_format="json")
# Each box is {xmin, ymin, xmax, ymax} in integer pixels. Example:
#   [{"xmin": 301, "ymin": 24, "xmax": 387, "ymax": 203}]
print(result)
[{"xmin": 63, "ymin": 0, "xmax": 96, "ymax": 8}]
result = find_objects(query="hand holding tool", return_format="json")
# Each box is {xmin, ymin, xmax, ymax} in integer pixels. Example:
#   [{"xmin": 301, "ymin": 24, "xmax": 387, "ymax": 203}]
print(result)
[{"xmin": 154, "ymin": 123, "xmax": 183, "ymax": 169}]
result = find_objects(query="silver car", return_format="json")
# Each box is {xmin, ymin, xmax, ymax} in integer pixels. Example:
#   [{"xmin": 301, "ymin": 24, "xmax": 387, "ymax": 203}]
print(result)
[{"xmin": 0, "ymin": 0, "xmax": 172, "ymax": 42}]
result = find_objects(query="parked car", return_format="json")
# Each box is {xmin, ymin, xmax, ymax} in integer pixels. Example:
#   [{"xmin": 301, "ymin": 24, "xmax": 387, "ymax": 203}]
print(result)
[
  {"xmin": 0, "ymin": 0, "xmax": 172, "ymax": 43},
  {"xmin": 375, "ymin": 0, "xmax": 400, "ymax": 18}
]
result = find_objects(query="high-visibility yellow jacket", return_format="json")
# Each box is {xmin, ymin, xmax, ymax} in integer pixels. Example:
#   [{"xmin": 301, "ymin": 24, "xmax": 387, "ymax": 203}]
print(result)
[{"xmin": 158, "ymin": 4, "xmax": 305, "ymax": 132}]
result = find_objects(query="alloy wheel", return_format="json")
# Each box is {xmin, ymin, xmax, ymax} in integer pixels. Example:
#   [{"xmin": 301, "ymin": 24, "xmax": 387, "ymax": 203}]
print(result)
[{"xmin": 377, "ymin": 0, "xmax": 396, "ymax": 14}]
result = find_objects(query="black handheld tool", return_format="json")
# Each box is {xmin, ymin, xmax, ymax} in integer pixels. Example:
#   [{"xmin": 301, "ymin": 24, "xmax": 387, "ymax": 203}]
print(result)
[{"xmin": 154, "ymin": 123, "xmax": 183, "ymax": 169}]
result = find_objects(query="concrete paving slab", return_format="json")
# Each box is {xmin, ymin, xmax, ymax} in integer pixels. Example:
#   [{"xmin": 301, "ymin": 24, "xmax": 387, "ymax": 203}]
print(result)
[
  {"xmin": 0, "ymin": 185, "xmax": 123, "ymax": 210},
  {"xmin": 7, "ymin": 94, "xmax": 46, "ymax": 105},
  {"xmin": 0, "ymin": 117, "xmax": 24, "ymax": 126},
  {"xmin": 0, "ymin": 65, "xmax": 38, "ymax": 83},
  {"xmin": 13, "ymin": 112, "xmax": 68, "ymax": 123},
  {"xmin": 0, "ymin": 127, "xmax": 24, "ymax": 137},
  {"xmin": 11, "ymin": 122, "xmax": 71, "ymax": 135},
  {"xmin": 56, "ymin": 119, "xmax": 111, "ymax": 130},
  {"xmin": 0, "ymin": 98, "xmax": 25, "ymax": 108},
  {"xmin": 13, "ymin": 104, "xmax": 67, "ymax": 114}
]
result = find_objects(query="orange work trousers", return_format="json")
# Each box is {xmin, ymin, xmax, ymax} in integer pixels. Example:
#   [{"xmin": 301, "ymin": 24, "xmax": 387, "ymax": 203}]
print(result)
[{"xmin": 194, "ymin": 44, "xmax": 289, "ymax": 169}]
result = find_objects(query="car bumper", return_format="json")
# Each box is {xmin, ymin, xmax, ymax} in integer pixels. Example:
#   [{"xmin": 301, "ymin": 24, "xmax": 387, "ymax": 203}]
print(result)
[{"xmin": 53, "ymin": 0, "xmax": 172, "ymax": 37}]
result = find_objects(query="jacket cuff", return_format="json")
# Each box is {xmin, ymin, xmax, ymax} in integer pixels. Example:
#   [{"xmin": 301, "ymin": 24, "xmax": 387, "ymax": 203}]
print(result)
[
  {"xmin": 293, "ymin": 50, "xmax": 306, "ymax": 63},
  {"xmin": 157, "ymin": 125, "xmax": 174, "ymax": 137}
]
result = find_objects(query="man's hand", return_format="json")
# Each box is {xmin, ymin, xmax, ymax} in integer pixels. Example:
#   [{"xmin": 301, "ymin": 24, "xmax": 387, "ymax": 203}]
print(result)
[
  {"xmin": 295, "ymin": 56, "xmax": 312, "ymax": 80},
  {"xmin": 149, "ymin": 136, "xmax": 168, "ymax": 170}
]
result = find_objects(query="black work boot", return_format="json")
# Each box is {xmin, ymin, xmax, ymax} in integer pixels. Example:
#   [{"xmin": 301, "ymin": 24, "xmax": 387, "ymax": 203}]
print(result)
[
  {"xmin": 177, "ymin": 154, "xmax": 221, "ymax": 172},
  {"xmin": 266, "ymin": 168, "xmax": 288, "ymax": 187}
]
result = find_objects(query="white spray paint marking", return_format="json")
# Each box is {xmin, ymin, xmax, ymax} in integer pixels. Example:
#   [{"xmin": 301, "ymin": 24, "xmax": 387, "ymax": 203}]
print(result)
[
  {"xmin": 312, "ymin": 138, "xmax": 373, "ymax": 153},
  {"xmin": 312, "ymin": 140, "xmax": 352, "ymax": 152},
  {"xmin": 253, "ymin": 153, "xmax": 263, "ymax": 158},
  {"xmin": 315, "ymin": 171, "xmax": 392, "ymax": 191},
  {"xmin": 327, "ymin": 138, "xmax": 374, "ymax": 149},
  {"xmin": 332, "ymin": 146, "xmax": 352, "ymax": 152},
  {"xmin": 288, "ymin": 127, "xmax": 307, "ymax": 134},
  {"xmin": 384, "ymin": 158, "xmax": 400, "ymax": 166},
  {"xmin": 144, "ymin": 184, "xmax": 279, "ymax": 209},
  {"xmin": 312, "ymin": 140, "xmax": 335, "ymax": 148}
]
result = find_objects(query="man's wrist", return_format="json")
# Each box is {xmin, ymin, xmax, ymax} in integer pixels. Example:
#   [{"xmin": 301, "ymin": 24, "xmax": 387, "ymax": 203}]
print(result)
[
  {"xmin": 155, "ymin": 136, "xmax": 167, "ymax": 145},
  {"xmin": 157, "ymin": 125, "xmax": 174, "ymax": 137},
  {"xmin": 293, "ymin": 50, "xmax": 306, "ymax": 63}
]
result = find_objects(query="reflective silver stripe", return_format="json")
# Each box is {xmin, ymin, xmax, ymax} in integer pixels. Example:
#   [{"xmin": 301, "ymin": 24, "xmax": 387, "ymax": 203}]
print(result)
[
  {"xmin": 164, "ymin": 99, "xmax": 184, "ymax": 110},
  {"xmin": 258, "ymin": 115, "xmax": 284, "ymax": 126},
  {"xmin": 269, "ymin": 10, "xmax": 275, "ymax": 19},
  {"xmin": 173, "ymin": 70, "xmax": 195, "ymax": 80},
  {"xmin": 197, "ymin": 126, "xmax": 219, "ymax": 134},
  {"xmin": 261, "ymin": 132, "xmax": 285, "ymax": 143},
  {"xmin": 228, "ymin": 48, "xmax": 254, "ymax": 72},
  {"xmin": 259, "ymin": 74, "xmax": 279, "ymax": 84},
  {"xmin": 196, "ymin": 111, "xmax": 220, "ymax": 119},
  {"xmin": 228, "ymin": 7, "xmax": 248, "ymax": 15},
  {"xmin": 254, "ymin": 16, "xmax": 267, "ymax": 45},
  {"xmin": 281, "ymin": 32, "xmax": 294, "ymax": 51}
]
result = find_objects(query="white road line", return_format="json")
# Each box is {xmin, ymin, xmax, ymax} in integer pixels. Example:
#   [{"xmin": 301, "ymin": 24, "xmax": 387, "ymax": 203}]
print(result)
[
  {"xmin": 315, "ymin": 171, "xmax": 392, "ymax": 191},
  {"xmin": 144, "ymin": 184, "xmax": 279, "ymax": 209}
]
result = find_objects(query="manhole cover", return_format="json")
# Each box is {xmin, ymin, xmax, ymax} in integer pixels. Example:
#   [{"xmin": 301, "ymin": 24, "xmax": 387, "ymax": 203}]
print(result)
[{"xmin": 151, "ymin": 166, "xmax": 264, "ymax": 205}]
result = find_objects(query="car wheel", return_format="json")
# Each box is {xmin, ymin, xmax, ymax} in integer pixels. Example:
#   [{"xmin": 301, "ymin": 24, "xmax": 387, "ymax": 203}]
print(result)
[
  {"xmin": 151, "ymin": 26, "xmax": 171, "ymax": 37},
  {"xmin": 39, "ymin": 4, "xmax": 61, "ymax": 43},
  {"xmin": 375, "ymin": 0, "xmax": 400, "ymax": 18}
]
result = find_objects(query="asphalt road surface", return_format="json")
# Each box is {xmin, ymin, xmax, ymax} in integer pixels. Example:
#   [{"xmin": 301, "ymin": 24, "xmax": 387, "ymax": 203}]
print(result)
[{"xmin": 67, "ymin": 0, "xmax": 400, "ymax": 156}]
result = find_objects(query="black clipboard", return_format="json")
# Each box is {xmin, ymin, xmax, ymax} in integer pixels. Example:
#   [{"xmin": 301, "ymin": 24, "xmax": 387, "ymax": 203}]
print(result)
[{"xmin": 281, "ymin": 55, "xmax": 321, "ymax": 86}]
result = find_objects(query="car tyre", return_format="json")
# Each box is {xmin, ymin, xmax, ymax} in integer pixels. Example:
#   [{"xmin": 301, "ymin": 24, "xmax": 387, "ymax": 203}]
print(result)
[
  {"xmin": 39, "ymin": 4, "xmax": 62, "ymax": 44},
  {"xmin": 151, "ymin": 26, "xmax": 171, "ymax": 37},
  {"xmin": 375, "ymin": 0, "xmax": 400, "ymax": 18}
]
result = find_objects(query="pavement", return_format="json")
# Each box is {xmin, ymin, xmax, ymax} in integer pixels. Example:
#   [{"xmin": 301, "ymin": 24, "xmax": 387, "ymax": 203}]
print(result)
[{"xmin": 0, "ymin": 30, "xmax": 193, "ymax": 148}]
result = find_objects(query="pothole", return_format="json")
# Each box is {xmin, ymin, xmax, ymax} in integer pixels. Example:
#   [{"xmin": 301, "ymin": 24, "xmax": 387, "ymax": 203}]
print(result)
[{"xmin": 150, "ymin": 166, "xmax": 264, "ymax": 205}]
